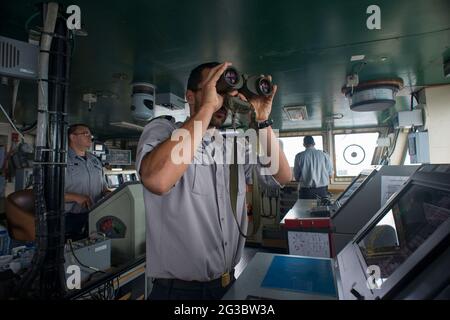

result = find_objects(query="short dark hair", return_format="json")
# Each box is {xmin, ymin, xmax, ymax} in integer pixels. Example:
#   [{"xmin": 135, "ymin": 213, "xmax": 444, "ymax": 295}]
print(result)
[
  {"xmin": 68, "ymin": 123, "xmax": 91, "ymax": 136},
  {"xmin": 186, "ymin": 62, "xmax": 221, "ymax": 91},
  {"xmin": 303, "ymin": 136, "xmax": 315, "ymax": 146}
]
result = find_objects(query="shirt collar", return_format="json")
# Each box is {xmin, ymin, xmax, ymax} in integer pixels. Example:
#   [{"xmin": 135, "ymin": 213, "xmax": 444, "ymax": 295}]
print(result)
[{"xmin": 68, "ymin": 147, "xmax": 91, "ymax": 160}]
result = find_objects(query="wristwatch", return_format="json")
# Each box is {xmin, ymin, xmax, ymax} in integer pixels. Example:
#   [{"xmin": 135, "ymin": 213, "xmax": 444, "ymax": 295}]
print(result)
[{"xmin": 257, "ymin": 118, "xmax": 273, "ymax": 129}]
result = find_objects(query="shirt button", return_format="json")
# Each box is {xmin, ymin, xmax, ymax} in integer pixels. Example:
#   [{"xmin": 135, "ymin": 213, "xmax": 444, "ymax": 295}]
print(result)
[{"xmin": 225, "ymin": 242, "xmax": 228, "ymax": 246}]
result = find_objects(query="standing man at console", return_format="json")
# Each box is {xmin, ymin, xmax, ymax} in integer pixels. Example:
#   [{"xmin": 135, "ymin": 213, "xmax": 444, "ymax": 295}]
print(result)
[
  {"xmin": 64, "ymin": 124, "xmax": 108, "ymax": 240},
  {"xmin": 294, "ymin": 136, "xmax": 333, "ymax": 199}
]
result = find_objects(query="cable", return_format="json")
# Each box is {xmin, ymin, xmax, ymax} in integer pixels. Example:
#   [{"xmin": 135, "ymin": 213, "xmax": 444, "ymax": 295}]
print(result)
[
  {"xmin": 11, "ymin": 79, "xmax": 20, "ymax": 119},
  {"xmin": 352, "ymin": 61, "xmax": 367, "ymax": 75},
  {"xmin": 24, "ymin": 11, "xmax": 41, "ymax": 34},
  {"xmin": 0, "ymin": 103, "xmax": 25, "ymax": 140},
  {"xmin": 387, "ymin": 129, "xmax": 400, "ymax": 159},
  {"xmin": 231, "ymin": 207, "xmax": 248, "ymax": 239}
]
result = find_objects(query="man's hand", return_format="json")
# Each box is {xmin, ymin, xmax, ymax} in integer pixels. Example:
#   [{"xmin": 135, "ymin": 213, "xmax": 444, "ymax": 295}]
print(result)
[
  {"xmin": 65, "ymin": 193, "xmax": 93, "ymax": 209},
  {"xmin": 199, "ymin": 62, "xmax": 232, "ymax": 112},
  {"xmin": 248, "ymin": 76, "xmax": 278, "ymax": 121}
]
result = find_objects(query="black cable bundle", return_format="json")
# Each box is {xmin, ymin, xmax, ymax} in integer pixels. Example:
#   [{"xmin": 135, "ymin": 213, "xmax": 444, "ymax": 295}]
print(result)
[{"xmin": 15, "ymin": 4, "xmax": 71, "ymax": 299}]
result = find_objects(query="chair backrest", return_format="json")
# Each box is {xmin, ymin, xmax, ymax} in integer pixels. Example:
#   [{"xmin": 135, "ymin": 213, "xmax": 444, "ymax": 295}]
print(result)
[{"xmin": 5, "ymin": 189, "xmax": 35, "ymax": 241}]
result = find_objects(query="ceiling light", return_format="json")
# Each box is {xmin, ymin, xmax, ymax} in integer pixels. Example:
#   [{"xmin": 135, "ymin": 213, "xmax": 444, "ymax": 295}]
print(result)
[{"xmin": 350, "ymin": 55, "xmax": 365, "ymax": 61}]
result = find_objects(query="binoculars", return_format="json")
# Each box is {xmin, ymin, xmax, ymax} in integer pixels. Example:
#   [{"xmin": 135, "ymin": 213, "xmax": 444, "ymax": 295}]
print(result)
[
  {"xmin": 216, "ymin": 67, "xmax": 274, "ymax": 98},
  {"xmin": 217, "ymin": 67, "xmax": 274, "ymax": 130}
]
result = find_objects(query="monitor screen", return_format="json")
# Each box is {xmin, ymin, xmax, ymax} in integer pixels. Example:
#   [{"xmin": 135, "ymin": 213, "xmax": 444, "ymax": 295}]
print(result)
[
  {"xmin": 336, "ymin": 173, "xmax": 370, "ymax": 206},
  {"xmin": 106, "ymin": 174, "xmax": 120, "ymax": 187},
  {"xmin": 357, "ymin": 184, "xmax": 450, "ymax": 287},
  {"xmin": 107, "ymin": 150, "xmax": 132, "ymax": 166},
  {"xmin": 95, "ymin": 144, "xmax": 104, "ymax": 152}
]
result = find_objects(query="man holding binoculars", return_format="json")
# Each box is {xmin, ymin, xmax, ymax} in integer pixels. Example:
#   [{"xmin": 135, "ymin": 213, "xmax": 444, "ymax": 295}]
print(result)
[{"xmin": 136, "ymin": 62, "xmax": 291, "ymax": 300}]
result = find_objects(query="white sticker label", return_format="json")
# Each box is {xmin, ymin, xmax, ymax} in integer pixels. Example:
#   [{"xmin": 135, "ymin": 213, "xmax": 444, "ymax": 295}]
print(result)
[{"xmin": 94, "ymin": 244, "xmax": 107, "ymax": 253}]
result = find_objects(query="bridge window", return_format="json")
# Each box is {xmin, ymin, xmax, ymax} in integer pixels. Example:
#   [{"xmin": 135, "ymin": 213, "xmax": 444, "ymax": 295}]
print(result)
[{"xmin": 279, "ymin": 135, "xmax": 324, "ymax": 167}]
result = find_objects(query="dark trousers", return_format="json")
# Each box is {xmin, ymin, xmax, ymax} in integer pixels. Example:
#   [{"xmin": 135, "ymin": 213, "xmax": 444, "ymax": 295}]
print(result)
[
  {"xmin": 148, "ymin": 276, "xmax": 235, "ymax": 300},
  {"xmin": 299, "ymin": 186, "xmax": 329, "ymax": 199},
  {"xmin": 65, "ymin": 212, "xmax": 89, "ymax": 241}
]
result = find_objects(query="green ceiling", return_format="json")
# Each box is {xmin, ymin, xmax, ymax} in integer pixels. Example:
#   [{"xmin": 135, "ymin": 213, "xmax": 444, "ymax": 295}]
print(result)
[{"xmin": 1, "ymin": 0, "xmax": 450, "ymax": 139}]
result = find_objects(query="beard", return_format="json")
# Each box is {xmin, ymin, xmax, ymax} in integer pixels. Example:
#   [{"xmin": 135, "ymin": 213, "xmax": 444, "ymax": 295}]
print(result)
[
  {"xmin": 209, "ymin": 106, "xmax": 228, "ymax": 128},
  {"xmin": 194, "ymin": 101, "xmax": 228, "ymax": 128}
]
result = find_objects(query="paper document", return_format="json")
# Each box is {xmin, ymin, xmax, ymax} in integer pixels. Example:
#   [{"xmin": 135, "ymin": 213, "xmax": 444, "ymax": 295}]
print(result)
[{"xmin": 288, "ymin": 231, "xmax": 330, "ymax": 258}]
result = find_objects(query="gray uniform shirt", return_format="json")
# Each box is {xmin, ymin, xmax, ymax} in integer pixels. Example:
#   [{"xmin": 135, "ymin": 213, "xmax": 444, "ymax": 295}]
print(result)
[
  {"xmin": 293, "ymin": 147, "xmax": 333, "ymax": 188},
  {"xmin": 136, "ymin": 117, "xmax": 280, "ymax": 282},
  {"xmin": 65, "ymin": 148, "xmax": 106, "ymax": 213}
]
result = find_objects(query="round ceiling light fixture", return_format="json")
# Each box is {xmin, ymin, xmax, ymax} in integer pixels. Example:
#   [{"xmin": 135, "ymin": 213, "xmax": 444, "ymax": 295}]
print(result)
[{"xmin": 342, "ymin": 78, "xmax": 404, "ymax": 112}]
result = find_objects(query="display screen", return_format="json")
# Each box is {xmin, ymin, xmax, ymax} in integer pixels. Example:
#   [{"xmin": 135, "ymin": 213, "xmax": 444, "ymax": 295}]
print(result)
[
  {"xmin": 107, "ymin": 150, "xmax": 132, "ymax": 166},
  {"xmin": 107, "ymin": 174, "xmax": 120, "ymax": 187},
  {"xmin": 357, "ymin": 184, "xmax": 450, "ymax": 287},
  {"xmin": 336, "ymin": 173, "xmax": 370, "ymax": 206},
  {"xmin": 95, "ymin": 144, "xmax": 104, "ymax": 151}
]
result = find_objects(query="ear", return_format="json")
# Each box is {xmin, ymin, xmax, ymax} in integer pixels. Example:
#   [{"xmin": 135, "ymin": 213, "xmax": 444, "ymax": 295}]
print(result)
[
  {"xmin": 186, "ymin": 89, "xmax": 195, "ymax": 106},
  {"xmin": 68, "ymin": 133, "xmax": 74, "ymax": 144}
]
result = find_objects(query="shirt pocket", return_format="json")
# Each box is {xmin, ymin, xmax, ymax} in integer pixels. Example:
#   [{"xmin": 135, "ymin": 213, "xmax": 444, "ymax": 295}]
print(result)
[
  {"xmin": 191, "ymin": 164, "xmax": 216, "ymax": 196},
  {"xmin": 66, "ymin": 163, "xmax": 77, "ymax": 180},
  {"xmin": 65, "ymin": 163, "xmax": 80, "ymax": 191},
  {"xmin": 92, "ymin": 162, "xmax": 104, "ymax": 181}
]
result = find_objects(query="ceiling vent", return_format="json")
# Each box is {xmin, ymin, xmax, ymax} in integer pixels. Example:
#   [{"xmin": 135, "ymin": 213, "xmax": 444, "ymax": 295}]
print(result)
[
  {"xmin": 342, "ymin": 78, "xmax": 404, "ymax": 112},
  {"xmin": 282, "ymin": 105, "xmax": 308, "ymax": 121}
]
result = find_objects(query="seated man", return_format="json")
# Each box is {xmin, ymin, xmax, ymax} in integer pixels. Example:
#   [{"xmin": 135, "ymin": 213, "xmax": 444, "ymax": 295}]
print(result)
[{"xmin": 64, "ymin": 124, "xmax": 108, "ymax": 240}]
